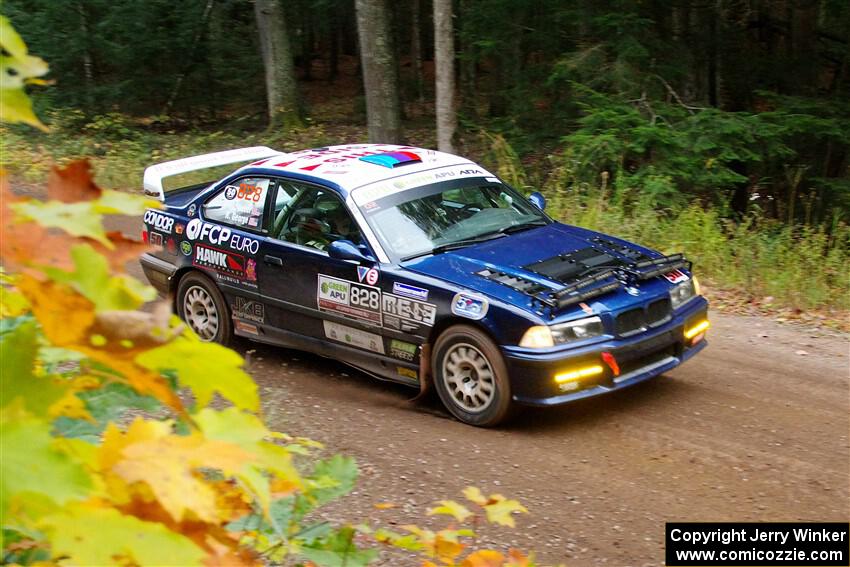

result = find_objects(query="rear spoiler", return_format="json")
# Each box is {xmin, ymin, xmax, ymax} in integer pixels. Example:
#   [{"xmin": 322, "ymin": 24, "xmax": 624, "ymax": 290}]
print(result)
[{"xmin": 142, "ymin": 146, "xmax": 281, "ymax": 201}]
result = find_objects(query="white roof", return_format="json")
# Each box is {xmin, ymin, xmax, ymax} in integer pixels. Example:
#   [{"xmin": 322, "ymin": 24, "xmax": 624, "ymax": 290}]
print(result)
[{"xmin": 241, "ymin": 143, "xmax": 489, "ymax": 194}]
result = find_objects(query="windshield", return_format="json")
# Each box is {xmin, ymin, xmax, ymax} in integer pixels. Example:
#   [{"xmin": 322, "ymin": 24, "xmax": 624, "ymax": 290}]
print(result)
[{"xmin": 356, "ymin": 177, "xmax": 550, "ymax": 261}]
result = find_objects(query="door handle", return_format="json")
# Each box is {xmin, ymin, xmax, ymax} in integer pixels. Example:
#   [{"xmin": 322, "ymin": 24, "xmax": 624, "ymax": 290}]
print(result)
[{"xmin": 264, "ymin": 255, "xmax": 283, "ymax": 266}]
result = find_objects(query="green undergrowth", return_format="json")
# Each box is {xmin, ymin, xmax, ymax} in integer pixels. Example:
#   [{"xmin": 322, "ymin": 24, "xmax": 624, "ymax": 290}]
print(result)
[{"xmin": 3, "ymin": 116, "xmax": 847, "ymax": 316}]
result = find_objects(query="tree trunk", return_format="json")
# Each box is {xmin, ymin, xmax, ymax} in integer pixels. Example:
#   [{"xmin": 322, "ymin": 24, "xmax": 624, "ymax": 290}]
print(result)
[
  {"xmin": 75, "ymin": 1, "xmax": 95, "ymax": 112},
  {"xmin": 355, "ymin": 0, "xmax": 402, "ymax": 143},
  {"xmin": 163, "ymin": 0, "xmax": 215, "ymax": 116},
  {"xmin": 434, "ymin": 0, "xmax": 456, "ymax": 152},
  {"xmin": 255, "ymin": 0, "xmax": 302, "ymax": 129},
  {"xmin": 411, "ymin": 0, "xmax": 424, "ymax": 104}
]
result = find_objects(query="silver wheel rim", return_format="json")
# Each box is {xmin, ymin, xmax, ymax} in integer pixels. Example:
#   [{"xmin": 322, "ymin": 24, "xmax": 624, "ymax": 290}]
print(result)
[
  {"xmin": 441, "ymin": 342, "xmax": 496, "ymax": 413},
  {"xmin": 183, "ymin": 285, "xmax": 219, "ymax": 341}
]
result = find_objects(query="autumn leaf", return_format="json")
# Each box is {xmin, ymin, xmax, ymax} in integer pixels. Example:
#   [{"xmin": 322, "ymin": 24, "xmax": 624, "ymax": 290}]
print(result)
[
  {"xmin": 47, "ymin": 160, "xmax": 101, "ymax": 202},
  {"xmin": 462, "ymin": 486, "xmax": 488, "ymax": 506},
  {"xmin": 482, "ymin": 497, "xmax": 528, "ymax": 528},
  {"xmin": 0, "ymin": 15, "xmax": 49, "ymax": 130},
  {"xmin": 45, "ymin": 244, "xmax": 156, "ymax": 311},
  {"xmin": 462, "ymin": 550, "xmax": 506, "ymax": 567},
  {"xmin": 137, "ymin": 331, "xmax": 258, "ymax": 411},
  {"xmin": 16, "ymin": 275, "xmax": 181, "ymax": 408},
  {"xmin": 41, "ymin": 503, "xmax": 206, "ymax": 566},
  {"xmin": 428, "ymin": 499, "xmax": 474, "ymax": 523},
  {"xmin": 101, "ymin": 418, "xmax": 254, "ymax": 523},
  {"xmin": 433, "ymin": 533, "xmax": 465, "ymax": 563},
  {"xmin": 0, "ymin": 414, "xmax": 91, "ymax": 516}
]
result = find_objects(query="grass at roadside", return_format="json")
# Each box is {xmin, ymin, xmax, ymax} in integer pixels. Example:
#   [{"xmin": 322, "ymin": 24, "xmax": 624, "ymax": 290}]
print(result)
[{"xmin": 3, "ymin": 115, "xmax": 847, "ymax": 327}]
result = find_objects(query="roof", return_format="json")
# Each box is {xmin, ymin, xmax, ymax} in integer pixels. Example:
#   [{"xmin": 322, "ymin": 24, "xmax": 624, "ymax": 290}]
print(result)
[{"xmin": 240, "ymin": 143, "xmax": 485, "ymax": 196}]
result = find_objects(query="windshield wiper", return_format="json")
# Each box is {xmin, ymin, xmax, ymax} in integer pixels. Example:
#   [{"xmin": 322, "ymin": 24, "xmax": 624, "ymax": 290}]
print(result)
[
  {"xmin": 400, "ymin": 232, "xmax": 506, "ymax": 262},
  {"xmin": 497, "ymin": 219, "xmax": 549, "ymax": 235}
]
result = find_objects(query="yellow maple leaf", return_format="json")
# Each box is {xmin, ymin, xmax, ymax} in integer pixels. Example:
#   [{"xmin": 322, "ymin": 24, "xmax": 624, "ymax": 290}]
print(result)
[
  {"xmin": 462, "ymin": 486, "xmax": 488, "ymax": 506},
  {"xmin": 99, "ymin": 418, "xmax": 254, "ymax": 523},
  {"xmin": 434, "ymin": 533, "xmax": 465, "ymax": 563},
  {"xmin": 482, "ymin": 497, "xmax": 528, "ymax": 528},
  {"xmin": 428, "ymin": 499, "xmax": 474, "ymax": 522},
  {"xmin": 462, "ymin": 549, "xmax": 506, "ymax": 567}
]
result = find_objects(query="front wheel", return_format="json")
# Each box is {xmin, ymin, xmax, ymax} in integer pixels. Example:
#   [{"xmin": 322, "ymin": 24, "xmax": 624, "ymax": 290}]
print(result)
[
  {"xmin": 432, "ymin": 325, "xmax": 513, "ymax": 427},
  {"xmin": 176, "ymin": 271, "xmax": 233, "ymax": 345}
]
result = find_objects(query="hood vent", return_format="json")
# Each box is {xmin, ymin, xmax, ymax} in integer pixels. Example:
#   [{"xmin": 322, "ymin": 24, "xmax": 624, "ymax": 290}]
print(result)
[{"xmin": 523, "ymin": 247, "xmax": 623, "ymax": 283}]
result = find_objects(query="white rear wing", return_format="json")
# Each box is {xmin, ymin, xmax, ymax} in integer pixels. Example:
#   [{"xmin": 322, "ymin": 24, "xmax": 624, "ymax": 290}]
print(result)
[{"xmin": 142, "ymin": 146, "xmax": 281, "ymax": 201}]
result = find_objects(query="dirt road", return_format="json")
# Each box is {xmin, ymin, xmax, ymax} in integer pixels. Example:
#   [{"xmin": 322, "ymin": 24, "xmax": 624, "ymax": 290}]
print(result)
[
  {"xmin": 240, "ymin": 313, "xmax": 849, "ymax": 566},
  {"xmin": 115, "ymin": 217, "xmax": 849, "ymax": 565}
]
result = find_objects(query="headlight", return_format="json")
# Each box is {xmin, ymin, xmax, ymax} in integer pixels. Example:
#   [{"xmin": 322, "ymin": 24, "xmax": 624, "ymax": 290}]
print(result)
[
  {"xmin": 519, "ymin": 316, "xmax": 604, "ymax": 348},
  {"xmin": 669, "ymin": 279, "xmax": 697, "ymax": 310}
]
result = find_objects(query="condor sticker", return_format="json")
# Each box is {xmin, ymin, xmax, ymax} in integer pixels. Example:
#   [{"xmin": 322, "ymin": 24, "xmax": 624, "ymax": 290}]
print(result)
[
  {"xmin": 323, "ymin": 321, "xmax": 385, "ymax": 354},
  {"xmin": 382, "ymin": 294, "xmax": 437, "ymax": 327},
  {"xmin": 144, "ymin": 210, "xmax": 175, "ymax": 233},
  {"xmin": 193, "ymin": 244, "xmax": 245, "ymax": 278},
  {"xmin": 317, "ymin": 275, "xmax": 382, "ymax": 325}
]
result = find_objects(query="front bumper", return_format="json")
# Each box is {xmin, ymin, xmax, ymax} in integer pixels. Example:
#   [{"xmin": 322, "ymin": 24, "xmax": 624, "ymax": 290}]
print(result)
[{"xmin": 503, "ymin": 298, "xmax": 709, "ymax": 406}]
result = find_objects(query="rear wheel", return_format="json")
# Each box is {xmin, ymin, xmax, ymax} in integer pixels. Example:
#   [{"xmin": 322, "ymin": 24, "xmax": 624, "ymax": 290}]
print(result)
[
  {"xmin": 176, "ymin": 271, "xmax": 233, "ymax": 345},
  {"xmin": 432, "ymin": 325, "xmax": 513, "ymax": 427}
]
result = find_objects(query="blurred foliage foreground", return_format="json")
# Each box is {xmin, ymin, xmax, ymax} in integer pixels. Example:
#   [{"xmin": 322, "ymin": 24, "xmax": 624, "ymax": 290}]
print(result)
[{"xmin": 0, "ymin": 15, "xmax": 538, "ymax": 567}]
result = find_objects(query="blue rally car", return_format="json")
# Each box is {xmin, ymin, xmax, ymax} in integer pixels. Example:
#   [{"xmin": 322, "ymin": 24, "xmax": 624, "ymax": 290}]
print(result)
[{"xmin": 140, "ymin": 144, "xmax": 709, "ymax": 426}]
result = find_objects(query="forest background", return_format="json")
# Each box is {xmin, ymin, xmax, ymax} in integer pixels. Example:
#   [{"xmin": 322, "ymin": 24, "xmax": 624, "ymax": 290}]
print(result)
[{"xmin": 3, "ymin": 0, "xmax": 849, "ymax": 322}]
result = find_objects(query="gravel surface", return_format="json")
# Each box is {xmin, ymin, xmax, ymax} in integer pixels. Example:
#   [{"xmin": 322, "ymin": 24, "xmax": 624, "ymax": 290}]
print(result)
[{"xmin": 239, "ymin": 314, "xmax": 849, "ymax": 566}]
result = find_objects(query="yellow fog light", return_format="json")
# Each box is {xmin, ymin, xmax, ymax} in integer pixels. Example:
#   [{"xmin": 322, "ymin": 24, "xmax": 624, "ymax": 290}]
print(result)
[
  {"xmin": 555, "ymin": 364, "xmax": 604, "ymax": 384},
  {"xmin": 684, "ymin": 319, "xmax": 710, "ymax": 340}
]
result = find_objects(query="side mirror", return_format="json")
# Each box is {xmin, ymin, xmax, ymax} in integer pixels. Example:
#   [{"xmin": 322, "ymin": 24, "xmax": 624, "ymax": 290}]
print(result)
[
  {"xmin": 528, "ymin": 192, "xmax": 546, "ymax": 211},
  {"xmin": 327, "ymin": 240, "xmax": 368, "ymax": 263}
]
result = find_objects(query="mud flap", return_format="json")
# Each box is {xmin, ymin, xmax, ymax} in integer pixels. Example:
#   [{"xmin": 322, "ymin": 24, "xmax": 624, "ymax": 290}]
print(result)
[{"xmin": 410, "ymin": 343, "xmax": 432, "ymax": 401}]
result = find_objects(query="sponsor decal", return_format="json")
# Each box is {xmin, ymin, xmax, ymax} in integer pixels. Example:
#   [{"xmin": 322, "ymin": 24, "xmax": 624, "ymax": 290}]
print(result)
[
  {"xmin": 143, "ymin": 210, "xmax": 175, "ymax": 233},
  {"xmin": 317, "ymin": 275, "xmax": 382, "ymax": 324},
  {"xmin": 352, "ymin": 164, "xmax": 496, "ymax": 206},
  {"xmin": 323, "ymin": 321, "xmax": 385, "ymax": 354},
  {"xmin": 393, "ymin": 282, "xmax": 429, "ymax": 301},
  {"xmin": 390, "ymin": 339, "xmax": 417, "ymax": 362},
  {"xmin": 148, "ymin": 232, "xmax": 163, "ymax": 247},
  {"xmin": 187, "ymin": 204, "xmax": 196, "ymax": 217},
  {"xmin": 579, "ymin": 302, "xmax": 593, "ymax": 315},
  {"xmin": 193, "ymin": 243, "xmax": 245, "ymax": 278},
  {"xmin": 175, "ymin": 223, "xmax": 184, "ymax": 235},
  {"xmin": 357, "ymin": 266, "xmax": 379, "ymax": 286},
  {"xmin": 451, "ymin": 292, "xmax": 489, "ymax": 320},
  {"xmin": 224, "ymin": 185, "xmax": 238, "ymax": 200},
  {"xmin": 382, "ymin": 294, "xmax": 437, "ymax": 326},
  {"xmin": 180, "ymin": 241, "xmax": 192, "ymax": 256},
  {"xmin": 232, "ymin": 297, "xmax": 264, "ymax": 323},
  {"xmin": 166, "ymin": 237, "xmax": 176, "ymax": 255},
  {"xmin": 663, "ymin": 269, "xmax": 689, "ymax": 284},
  {"xmin": 246, "ymin": 258, "xmax": 257, "ymax": 281},
  {"xmin": 234, "ymin": 321, "xmax": 259, "ymax": 335},
  {"xmin": 396, "ymin": 366, "xmax": 418, "ymax": 380},
  {"xmin": 185, "ymin": 218, "xmax": 260, "ymax": 255}
]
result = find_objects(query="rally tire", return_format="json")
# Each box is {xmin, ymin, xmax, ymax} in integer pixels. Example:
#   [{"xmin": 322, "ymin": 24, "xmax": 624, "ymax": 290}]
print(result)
[
  {"xmin": 176, "ymin": 271, "xmax": 234, "ymax": 346},
  {"xmin": 432, "ymin": 325, "xmax": 513, "ymax": 427}
]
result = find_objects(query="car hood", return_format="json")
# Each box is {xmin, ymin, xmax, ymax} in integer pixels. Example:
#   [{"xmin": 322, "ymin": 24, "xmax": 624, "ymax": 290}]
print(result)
[{"xmin": 404, "ymin": 222, "xmax": 667, "ymax": 317}]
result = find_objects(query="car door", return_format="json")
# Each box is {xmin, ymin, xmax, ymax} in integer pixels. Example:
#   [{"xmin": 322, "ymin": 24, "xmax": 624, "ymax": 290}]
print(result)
[
  {"xmin": 257, "ymin": 181, "xmax": 386, "ymax": 355},
  {"xmin": 190, "ymin": 176, "xmax": 279, "ymax": 334}
]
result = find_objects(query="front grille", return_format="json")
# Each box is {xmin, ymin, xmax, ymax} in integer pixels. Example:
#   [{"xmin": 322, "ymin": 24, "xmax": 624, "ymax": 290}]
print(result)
[
  {"xmin": 615, "ymin": 308, "xmax": 645, "ymax": 335},
  {"xmin": 615, "ymin": 297, "xmax": 672, "ymax": 336},
  {"xmin": 646, "ymin": 297, "xmax": 672, "ymax": 327}
]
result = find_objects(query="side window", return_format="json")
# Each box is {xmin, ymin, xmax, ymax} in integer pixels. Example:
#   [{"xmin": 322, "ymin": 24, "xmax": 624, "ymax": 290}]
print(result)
[
  {"xmin": 203, "ymin": 177, "xmax": 272, "ymax": 231},
  {"xmin": 275, "ymin": 187, "xmax": 362, "ymax": 251}
]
